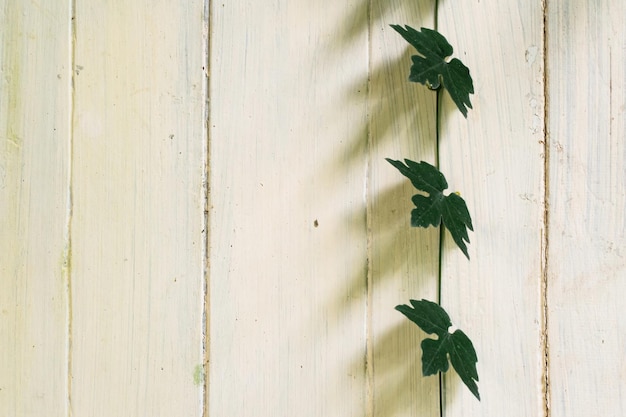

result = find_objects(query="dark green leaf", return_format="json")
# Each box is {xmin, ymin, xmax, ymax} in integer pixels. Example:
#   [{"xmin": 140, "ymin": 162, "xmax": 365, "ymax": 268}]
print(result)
[
  {"xmin": 390, "ymin": 24, "xmax": 474, "ymax": 117},
  {"xmin": 396, "ymin": 299, "xmax": 480, "ymax": 400},
  {"xmin": 421, "ymin": 337, "xmax": 450, "ymax": 375},
  {"xmin": 395, "ymin": 298, "xmax": 451, "ymax": 335},
  {"xmin": 386, "ymin": 158, "xmax": 473, "ymax": 258},
  {"xmin": 449, "ymin": 329, "xmax": 480, "ymax": 400}
]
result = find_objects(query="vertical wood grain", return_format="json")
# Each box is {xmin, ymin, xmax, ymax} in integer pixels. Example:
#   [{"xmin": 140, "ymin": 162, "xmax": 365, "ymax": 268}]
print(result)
[
  {"xmin": 70, "ymin": 2, "xmax": 206, "ymax": 415},
  {"xmin": 547, "ymin": 1, "xmax": 626, "ymax": 415},
  {"xmin": 5, "ymin": 2, "xmax": 626, "ymax": 415},
  {"xmin": 0, "ymin": 2, "xmax": 70, "ymax": 416},
  {"xmin": 208, "ymin": 2, "xmax": 368, "ymax": 415},
  {"xmin": 438, "ymin": 1, "xmax": 546, "ymax": 415},
  {"xmin": 368, "ymin": 1, "xmax": 440, "ymax": 416}
]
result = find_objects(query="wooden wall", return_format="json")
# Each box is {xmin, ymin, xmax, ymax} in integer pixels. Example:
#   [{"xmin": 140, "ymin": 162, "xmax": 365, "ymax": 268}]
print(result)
[{"xmin": 1, "ymin": 1, "xmax": 624, "ymax": 416}]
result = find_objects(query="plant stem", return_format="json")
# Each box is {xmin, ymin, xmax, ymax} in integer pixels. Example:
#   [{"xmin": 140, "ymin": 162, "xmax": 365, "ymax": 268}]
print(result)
[
  {"xmin": 436, "ymin": 86, "xmax": 445, "ymax": 417},
  {"xmin": 434, "ymin": 2, "xmax": 445, "ymax": 415},
  {"xmin": 436, "ymin": 92, "xmax": 442, "ymax": 305},
  {"xmin": 433, "ymin": 0, "xmax": 442, "ymax": 307}
]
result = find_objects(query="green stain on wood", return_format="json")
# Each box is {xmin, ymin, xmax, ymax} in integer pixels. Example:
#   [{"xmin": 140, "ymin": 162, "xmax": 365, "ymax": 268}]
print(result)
[{"xmin": 193, "ymin": 364, "xmax": 204, "ymax": 386}]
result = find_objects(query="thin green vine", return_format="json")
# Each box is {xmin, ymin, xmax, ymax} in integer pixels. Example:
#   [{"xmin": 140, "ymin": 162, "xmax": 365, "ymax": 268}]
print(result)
[{"xmin": 387, "ymin": 24, "xmax": 480, "ymax": 400}]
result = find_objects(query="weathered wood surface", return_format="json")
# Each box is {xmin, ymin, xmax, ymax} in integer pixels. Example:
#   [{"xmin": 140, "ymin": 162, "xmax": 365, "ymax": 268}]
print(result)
[
  {"xmin": 368, "ymin": 1, "xmax": 440, "ymax": 416},
  {"xmin": 2, "ymin": 1, "xmax": 626, "ymax": 416},
  {"xmin": 208, "ymin": 1, "xmax": 369, "ymax": 415},
  {"xmin": 437, "ymin": 1, "xmax": 547, "ymax": 416},
  {"xmin": 69, "ymin": 1, "xmax": 207, "ymax": 416},
  {"xmin": 547, "ymin": 2, "xmax": 626, "ymax": 416},
  {"xmin": 0, "ymin": 2, "xmax": 70, "ymax": 416}
]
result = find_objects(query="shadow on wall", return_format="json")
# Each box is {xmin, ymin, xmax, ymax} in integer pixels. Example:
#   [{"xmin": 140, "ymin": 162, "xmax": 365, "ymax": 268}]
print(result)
[{"xmin": 323, "ymin": 0, "xmax": 463, "ymax": 415}]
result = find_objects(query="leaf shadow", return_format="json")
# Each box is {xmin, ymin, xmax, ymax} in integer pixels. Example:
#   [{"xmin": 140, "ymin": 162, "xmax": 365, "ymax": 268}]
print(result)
[
  {"xmin": 442, "ymin": 365, "xmax": 463, "ymax": 406},
  {"xmin": 336, "ymin": 181, "xmax": 440, "ymax": 306},
  {"xmin": 310, "ymin": 0, "xmax": 468, "ymax": 414},
  {"xmin": 330, "ymin": 180, "xmax": 442, "ymax": 412},
  {"xmin": 367, "ymin": 52, "xmax": 439, "ymax": 155},
  {"xmin": 437, "ymin": 87, "xmax": 458, "ymax": 135},
  {"xmin": 336, "ymin": 0, "xmax": 448, "ymax": 52},
  {"xmin": 348, "ymin": 322, "xmax": 441, "ymax": 416}
]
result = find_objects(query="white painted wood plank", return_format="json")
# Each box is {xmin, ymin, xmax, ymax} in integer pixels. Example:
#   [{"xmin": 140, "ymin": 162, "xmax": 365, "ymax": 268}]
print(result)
[
  {"xmin": 547, "ymin": 2, "xmax": 626, "ymax": 415},
  {"xmin": 208, "ymin": 2, "xmax": 368, "ymax": 415},
  {"xmin": 70, "ymin": 2, "xmax": 206, "ymax": 415},
  {"xmin": 438, "ymin": 2, "xmax": 546, "ymax": 415},
  {"xmin": 368, "ymin": 2, "xmax": 440, "ymax": 416},
  {"xmin": 0, "ymin": 2, "xmax": 70, "ymax": 416}
]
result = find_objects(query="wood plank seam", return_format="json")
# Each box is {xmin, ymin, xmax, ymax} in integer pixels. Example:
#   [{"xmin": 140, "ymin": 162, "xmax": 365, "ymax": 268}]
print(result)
[
  {"xmin": 365, "ymin": 1, "xmax": 374, "ymax": 416},
  {"xmin": 541, "ymin": 1, "xmax": 551, "ymax": 416},
  {"xmin": 66, "ymin": 1, "xmax": 77, "ymax": 416},
  {"xmin": 202, "ymin": 0, "xmax": 211, "ymax": 415}
]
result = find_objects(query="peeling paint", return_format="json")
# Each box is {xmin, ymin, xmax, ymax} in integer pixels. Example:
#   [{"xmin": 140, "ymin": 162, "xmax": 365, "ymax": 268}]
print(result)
[{"xmin": 525, "ymin": 45, "xmax": 539, "ymax": 67}]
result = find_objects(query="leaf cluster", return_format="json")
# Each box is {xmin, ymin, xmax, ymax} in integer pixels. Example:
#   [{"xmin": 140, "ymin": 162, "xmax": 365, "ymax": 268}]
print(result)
[
  {"xmin": 390, "ymin": 25, "xmax": 474, "ymax": 117},
  {"xmin": 396, "ymin": 299, "xmax": 480, "ymax": 400},
  {"xmin": 387, "ymin": 25, "xmax": 481, "ymax": 401},
  {"xmin": 386, "ymin": 158, "xmax": 473, "ymax": 259}
]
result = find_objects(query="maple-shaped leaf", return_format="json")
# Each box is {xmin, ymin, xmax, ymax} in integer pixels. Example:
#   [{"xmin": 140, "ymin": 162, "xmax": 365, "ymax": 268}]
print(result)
[
  {"xmin": 396, "ymin": 299, "xmax": 480, "ymax": 400},
  {"xmin": 386, "ymin": 158, "xmax": 473, "ymax": 259},
  {"xmin": 390, "ymin": 24, "xmax": 474, "ymax": 117}
]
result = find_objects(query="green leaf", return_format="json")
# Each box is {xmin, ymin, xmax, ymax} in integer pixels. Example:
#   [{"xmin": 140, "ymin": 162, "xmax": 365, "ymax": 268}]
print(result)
[
  {"xmin": 396, "ymin": 299, "xmax": 480, "ymax": 400},
  {"xmin": 390, "ymin": 24, "xmax": 474, "ymax": 117},
  {"xmin": 386, "ymin": 158, "xmax": 473, "ymax": 259}
]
